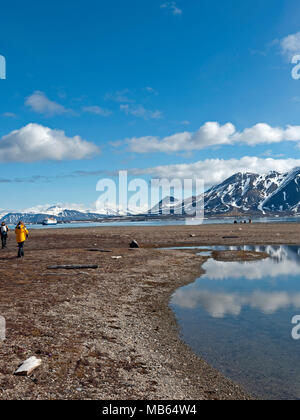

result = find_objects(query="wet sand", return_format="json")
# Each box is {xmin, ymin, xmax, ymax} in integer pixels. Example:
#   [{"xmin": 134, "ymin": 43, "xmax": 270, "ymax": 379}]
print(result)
[{"xmin": 0, "ymin": 223, "xmax": 299, "ymax": 400}]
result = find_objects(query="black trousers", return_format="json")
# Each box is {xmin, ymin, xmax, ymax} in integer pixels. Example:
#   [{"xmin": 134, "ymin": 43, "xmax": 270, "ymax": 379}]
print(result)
[
  {"xmin": 1, "ymin": 234, "xmax": 7, "ymax": 249},
  {"xmin": 18, "ymin": 242, "xmax": 25, "ymax": 258}
]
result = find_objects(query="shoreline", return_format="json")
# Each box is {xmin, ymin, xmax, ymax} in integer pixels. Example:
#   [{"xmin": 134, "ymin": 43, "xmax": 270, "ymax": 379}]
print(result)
[
  {"xmin": 1, "ymin": 224, "xmax": 298, "ymax": 399},
  {"xmin": 6, "ymin": 217, "xmax": 300, "ymax": 232}
]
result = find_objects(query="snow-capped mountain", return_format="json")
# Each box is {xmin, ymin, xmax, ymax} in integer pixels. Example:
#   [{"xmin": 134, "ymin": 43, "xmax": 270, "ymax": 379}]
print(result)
[
  {"xmin": 203, "ymin": 170, "xmax": 287, "ymax": 215},
  {"xmin": 1, "ymin": 210, "xmax": 104, "ymax": 225},
  {"xmin": 22, "ymin": 203, "xmax": 90, "ymax": 216},
  {"xmin": 151, "ymin": 168, "xmax": 300, "ymax": 217},
  {"xmin": 149, "ymin": 196, "xmax": 180, "ymax": 215},
  {"xmin": 94, "ymin": 202, "xmax": 149, "ymax": 216},
  {"xmin": 259, "ymin": 167, "xmax": 300, "ymax": 213},
  {"xmin": 0, "ymin": 209, "xmax": 10, "ymax": 220},
  {"xmin": 201, "ymin": 168, "xmax": 300, "ymax": 216},
  {"xmin": 0, "ymin": 202, "xmax": 149, "ymax": 224}
]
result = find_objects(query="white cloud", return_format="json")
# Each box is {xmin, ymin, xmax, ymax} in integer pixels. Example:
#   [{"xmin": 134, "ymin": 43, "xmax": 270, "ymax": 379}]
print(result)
[
  {"xmin": 233, "ymin": 123, "xmax": 298, "ymax": 145},
  {"xmin": 25, "ymin": 91, "xmax": 72, "ymax": 116},
  {"xmin": 105, "ymin": 89, "xmax": 134, "ymax": 103},
  {"xmin": 120, "ymin": 104, "xmax": 163, "ymax": 120},
  {"xmin": 203, "ymin": 255, "xmax": 300, "ymax": 281},
  {"xmin": 82, "ymin": 106, "xmax": 112, "ymax": 117},
  {"xmin": 126, "ymin": 122, "xmax": 300, "ymax": 153},
  {"xmin": 128, "ymin": 122, "xmax": 234, "ymax": 153},
  {"xmin": 2, "ymin": 112, "xmax": 16, "ymax": 118},
  {"xmin": 173, "ymin": 288, "xmax": 300, "ymax": 318},
  {"xmin": 161, "ymin": 2, "xmax": 182, "ymax": 15},
  {"xmin": 280, "ymin": 32, "xmax": 300, "ymax": 57},
  {"xmin": 131, "ymin": 156, "xmax": 300, "ymax": 186},
  {"xmin": 173, "ymin": 289, "xmax": 242, "ymax": 318},
  {"xmin": 172, "ymin": 253, "xmax": 300, "ymax": 317},
  {"xmin": 0, "ymin": 123, "xmax": 100, "ymax": 162}
]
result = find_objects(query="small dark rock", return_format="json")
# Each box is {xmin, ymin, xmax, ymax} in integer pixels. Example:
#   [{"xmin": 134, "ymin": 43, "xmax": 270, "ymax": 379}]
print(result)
[{"xmin": 130, "ymin": 240, "xmax": 140, "ymax": 249}]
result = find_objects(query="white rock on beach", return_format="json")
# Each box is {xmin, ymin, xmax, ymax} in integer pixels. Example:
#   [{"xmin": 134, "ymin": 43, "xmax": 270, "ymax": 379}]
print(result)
[
  {"xmin": 0, "ymin": 316, "xmax": 5, "ymax": 342},
  {"xmin": 14, "ymin": 356, "xmax": 42, "ymax": 376}
]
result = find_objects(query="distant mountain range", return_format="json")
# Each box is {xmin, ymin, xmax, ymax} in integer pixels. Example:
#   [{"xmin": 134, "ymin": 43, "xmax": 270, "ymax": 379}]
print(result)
[
  {"xmin": 0, "ymin": 203, "xmax": 149, "ymax": 224},
  {"xmin": 2, "ymin": 167, "xmax": 300, "ymax": 224},
  {"xmin": 151, "ymin": 167, "xmax": 300, "ymax": 217},
  {"xmin": 203, "ymin": 168, "xmax": 300, "ymax": 216},
  {"xmin": 1, "ymin": 210, "xmax": 103, "ymax": 225}
]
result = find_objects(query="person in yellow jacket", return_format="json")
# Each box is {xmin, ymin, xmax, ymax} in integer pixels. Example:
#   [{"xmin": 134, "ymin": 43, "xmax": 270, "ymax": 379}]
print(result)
[{"xmin": 15, "ymin": 221, "xmax": 29, "ymax": 258}]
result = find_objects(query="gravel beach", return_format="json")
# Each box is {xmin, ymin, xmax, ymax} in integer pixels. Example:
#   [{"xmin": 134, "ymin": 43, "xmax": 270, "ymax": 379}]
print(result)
[{"xmin": 0, "ymin": 223, "xmax": 299, "ymax": 400}]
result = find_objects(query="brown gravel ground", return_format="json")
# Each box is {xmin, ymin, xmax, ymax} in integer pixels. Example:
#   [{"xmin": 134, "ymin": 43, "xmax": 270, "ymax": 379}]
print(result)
[{"xmin": 0, "ymin": 223, "xmax": 299, "ymax": 400}]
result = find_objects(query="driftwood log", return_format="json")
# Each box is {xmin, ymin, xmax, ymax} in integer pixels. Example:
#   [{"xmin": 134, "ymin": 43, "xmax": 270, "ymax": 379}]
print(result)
[
  {"xmin": 222, "ymin": 236, "xmax": 239, "ymax": 239},
  {"xmin": 47, "ymin": 265, "xmax": 99, "ymax": 270},
  {"xmin": 88, "ymin": 249, "xmax": 112, "ymax": 253}
]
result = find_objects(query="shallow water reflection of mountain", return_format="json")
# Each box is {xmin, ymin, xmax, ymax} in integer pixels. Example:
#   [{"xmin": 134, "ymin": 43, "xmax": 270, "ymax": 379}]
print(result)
[{"xmin": 171, "ymin": 245, "xmax": 300, "ymax": 400}]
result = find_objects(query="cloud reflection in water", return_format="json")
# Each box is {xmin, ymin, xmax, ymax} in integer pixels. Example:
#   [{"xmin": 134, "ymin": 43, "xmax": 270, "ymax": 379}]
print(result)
[{"xmin": 172, "ymin": 246, "xmax": 300, "ymax": 318}]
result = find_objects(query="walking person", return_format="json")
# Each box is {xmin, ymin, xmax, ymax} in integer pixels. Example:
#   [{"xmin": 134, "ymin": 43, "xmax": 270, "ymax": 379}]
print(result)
[
  {"xmin": 0, "ymin": 222, "xmax": 9, "ymax": 249},
  {"xmin": 15, "ymin": 221, "xmax": 29, "ymax": 258}
]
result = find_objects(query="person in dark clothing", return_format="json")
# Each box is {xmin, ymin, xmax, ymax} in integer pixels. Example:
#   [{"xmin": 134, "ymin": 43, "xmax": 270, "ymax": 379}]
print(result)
[
  {"xmin": 18, "ymin": 242, "xmax": 24, "ymax": 258},
  {"xmin": 0, "ymin": 222, "xmax": 9, "ymax": 249}
]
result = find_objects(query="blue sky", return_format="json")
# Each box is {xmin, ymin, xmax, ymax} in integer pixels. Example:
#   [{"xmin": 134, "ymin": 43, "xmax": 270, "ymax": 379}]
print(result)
[{"xmin": 1, "ymin": 0, "xmax": 300, "ymax": 211}]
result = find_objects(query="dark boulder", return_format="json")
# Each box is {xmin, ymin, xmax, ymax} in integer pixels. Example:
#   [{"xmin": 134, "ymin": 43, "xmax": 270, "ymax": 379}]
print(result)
[{"xmin": 130, "ymin": 240, "xmax": 140, "ymax": 249}]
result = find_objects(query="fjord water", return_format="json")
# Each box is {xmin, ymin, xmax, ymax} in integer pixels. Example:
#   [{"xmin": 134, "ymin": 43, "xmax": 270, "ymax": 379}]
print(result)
[
  {"xmin": 7, "ymin": 215, "xmax": 300, "ymax": 230},
  {"xmin": 171, "ymin": 246, "xmax": 300, "ymax": 400}
]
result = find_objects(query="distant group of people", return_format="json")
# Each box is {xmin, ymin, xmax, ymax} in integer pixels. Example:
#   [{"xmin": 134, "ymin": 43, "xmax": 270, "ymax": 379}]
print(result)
[
  {"xmin": 234, "ymin": 219, "xmax": 252, "ymax": 224},
  {"xmin": 0, "ymin": 221, "xmax": 29, "ymax": 258}
]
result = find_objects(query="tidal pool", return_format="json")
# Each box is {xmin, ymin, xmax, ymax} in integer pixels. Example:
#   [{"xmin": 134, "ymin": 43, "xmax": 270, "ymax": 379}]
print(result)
[{"xmin": 171, "ymin": 245, "xmax": 300, "ymax": 400}]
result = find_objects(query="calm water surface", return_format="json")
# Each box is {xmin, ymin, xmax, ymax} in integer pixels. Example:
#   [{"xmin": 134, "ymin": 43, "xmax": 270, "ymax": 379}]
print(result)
[
  {"xmin": 171, "ymin": 245, "xmax": 300, "ymax": 400},
  {"xmin": 6, "ymin": 215, "xmax": 300, "ymax": 230}
]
